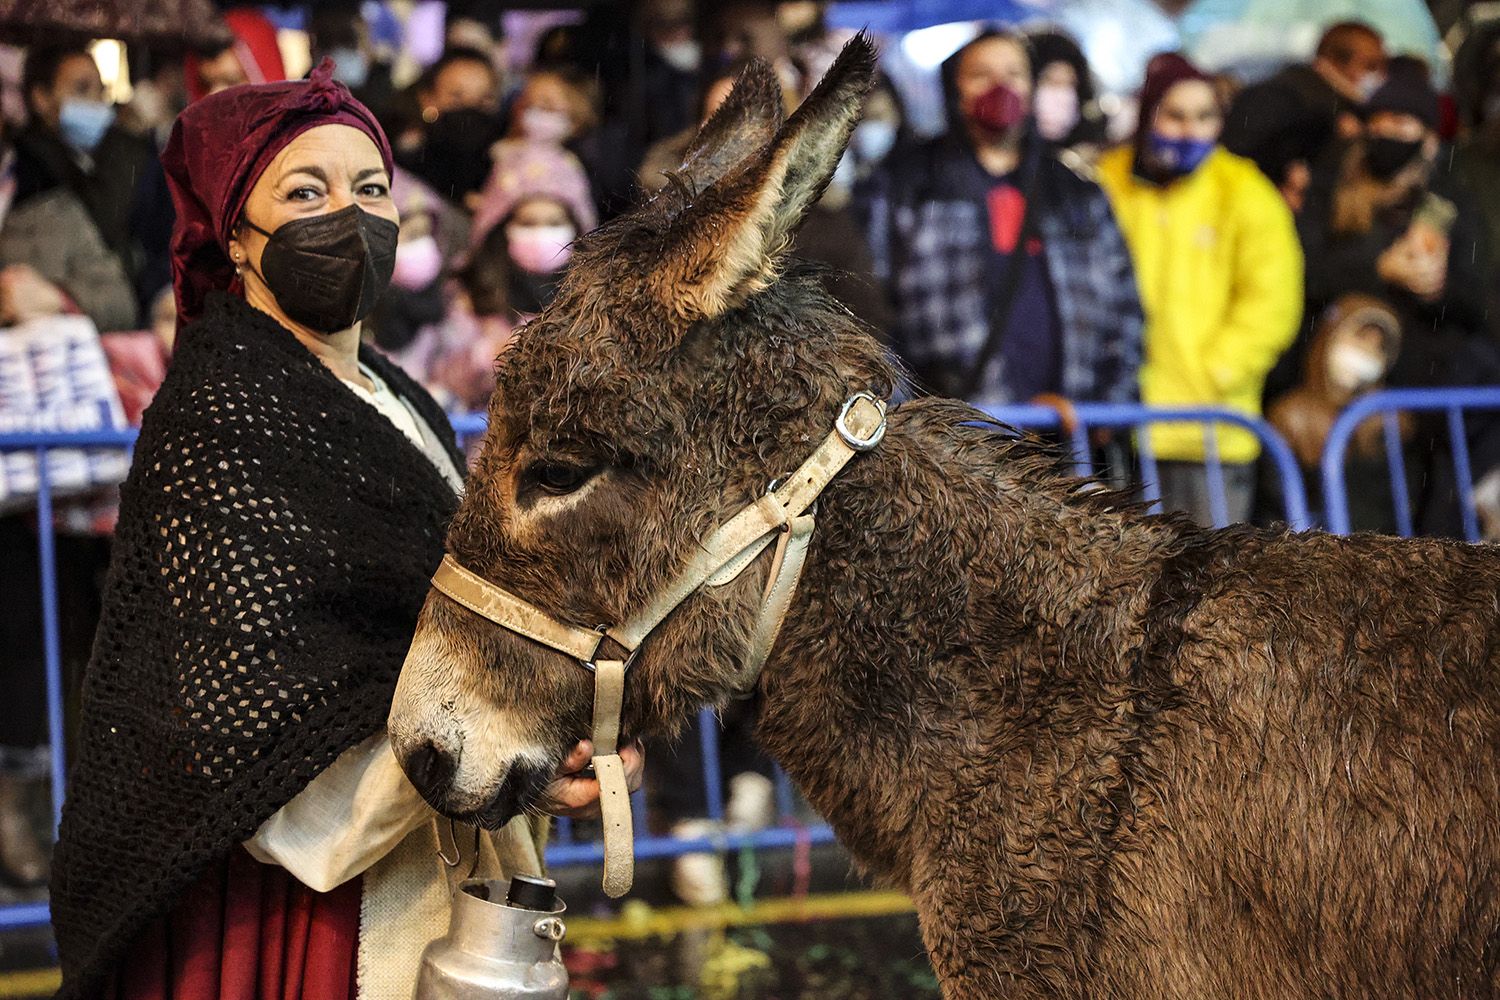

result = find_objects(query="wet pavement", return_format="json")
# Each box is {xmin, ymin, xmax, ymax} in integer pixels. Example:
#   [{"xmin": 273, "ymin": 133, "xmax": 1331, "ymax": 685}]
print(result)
[
  {"xmin": 562, "ymin": 898, "xmax": 938, "ymax": 1000},
  {"xmin": 0, "ymin": 843, "xmax": 937, "ymax": 999}
]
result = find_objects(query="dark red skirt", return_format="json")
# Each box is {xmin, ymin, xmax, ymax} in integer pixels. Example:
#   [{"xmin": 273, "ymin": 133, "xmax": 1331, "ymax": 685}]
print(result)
[{"xmin": 109, "ymin": 847, "xmax": 362, "ymax": 1000}]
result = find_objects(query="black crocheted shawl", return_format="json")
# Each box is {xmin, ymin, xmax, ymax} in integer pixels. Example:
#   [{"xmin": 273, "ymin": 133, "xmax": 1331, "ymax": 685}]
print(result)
[{"xmin": 50, "ymin": 292, "xmax": 466, "ymax": 999}]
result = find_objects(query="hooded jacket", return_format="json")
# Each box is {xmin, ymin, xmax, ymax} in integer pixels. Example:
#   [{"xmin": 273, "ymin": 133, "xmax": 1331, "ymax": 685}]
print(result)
[
  {"xmin": 1098, "ymin": 145, "xmax": 1303, "ymax": 463},
  {"xmin": 1268, "ymin": 292, "xmax": 1406, "ymax": 466}
]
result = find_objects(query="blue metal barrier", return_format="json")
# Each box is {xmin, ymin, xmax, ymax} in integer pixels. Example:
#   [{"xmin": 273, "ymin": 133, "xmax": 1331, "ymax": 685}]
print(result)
[
  {"xmin": 0, "ymin": 428, "xmax": 137, "ymax": 931},
  {"xmin": 1320, "ymin": 387, "xmax": 1500, "ymax": 540},
  {"xmin": 979, "ymin": 402, "xmax": 1313, "ymax": 530},
  {"xmin": 0, "ymin": 401, "xmax": 1311, "ymax": 933}
]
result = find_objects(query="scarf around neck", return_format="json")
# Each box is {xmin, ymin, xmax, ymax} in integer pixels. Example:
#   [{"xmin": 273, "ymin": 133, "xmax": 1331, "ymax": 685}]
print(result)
[{"xmin": 50, "ymin": 291, "xmax": 465, "ymax": 999}]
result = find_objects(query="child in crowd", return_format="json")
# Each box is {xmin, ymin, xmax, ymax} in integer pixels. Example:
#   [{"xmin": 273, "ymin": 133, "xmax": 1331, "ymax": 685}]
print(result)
[{"xmin": 379, "ymin": 140, "xmax": 595, "ymax": 414}]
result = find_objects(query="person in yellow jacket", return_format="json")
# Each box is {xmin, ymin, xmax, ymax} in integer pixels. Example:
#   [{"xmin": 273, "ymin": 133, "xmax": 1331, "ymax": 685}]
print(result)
[{"xmin": 1098, "ymin": 53, "xmax": 1303, "ymax": 525}]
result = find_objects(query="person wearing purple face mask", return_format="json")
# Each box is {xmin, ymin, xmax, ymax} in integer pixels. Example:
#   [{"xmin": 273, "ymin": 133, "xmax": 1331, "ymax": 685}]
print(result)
[
  {"xmin": 870, "ymin": 29, "xmax": 1143, "ymax": 412},
  {"xmin": 1097, "ymin": 53, "xmax": 1303, "ymax": 526}
]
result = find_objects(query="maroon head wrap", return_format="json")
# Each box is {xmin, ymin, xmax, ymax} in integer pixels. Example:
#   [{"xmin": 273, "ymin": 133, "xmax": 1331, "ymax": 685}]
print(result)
[
  {"xmin": 162, "ymin": 58, "xmax": 395, "ymax": 326},
  {"xmin": 1134, "ymin": 52, "xmax": 1214, "ymax": 141}
]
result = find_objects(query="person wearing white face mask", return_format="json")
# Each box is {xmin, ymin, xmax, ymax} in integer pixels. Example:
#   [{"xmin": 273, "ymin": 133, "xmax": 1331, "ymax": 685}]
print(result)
[
  {"xmin": 1268, "ymin": 293, "xmax": 1411, "ymax": 533},
  {"xmin": 385, "ymin": 140, "xmax": 596, "ymax": 413},
  {"xmin": 846, "ymin": 74, "xmax": 903, "ymax": 184},
  {"xmin": 366, "ymin": 168, "xmax": 472, "ymax": 381},
  {"xmin": 1026, "ymin": 31, "xmax": 1108, "ymax": 165},
  {"xmin": 635, "ymin": 0, "xmax": 702, "ymax": 148},
  {"xmin": 13, "ymin": 43, "xmax": 158, "ymax": 324},
  {"xmin": 504, "ymin": 68, "xmax": 614, "ymax": 217},
  {"xmin": 505, "ymin": 69, "xmax": 597, "ymax": 152}
]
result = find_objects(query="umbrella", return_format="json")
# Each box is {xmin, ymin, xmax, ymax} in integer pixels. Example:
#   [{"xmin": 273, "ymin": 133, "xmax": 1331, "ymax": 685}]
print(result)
[
  {"xmin": 825, "ymin": 0, "xmax": 1181, "ymax": 100},
  {"xmin": 825, "ymin": 0, "xmax": 1041, "ymax": 34},
  {"xmin": 1178, "ymin": 0, "xmax": 1447, "ymax": 83},
  {"xmin": 0, "ymin": 0, "xmax": 225, "ymax": 48}
]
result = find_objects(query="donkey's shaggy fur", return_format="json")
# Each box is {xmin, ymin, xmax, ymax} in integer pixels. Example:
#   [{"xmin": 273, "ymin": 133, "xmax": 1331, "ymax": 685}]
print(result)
[{"xmin": 390, "ymin": 38, "xmax": 1500, "ymax": 998}]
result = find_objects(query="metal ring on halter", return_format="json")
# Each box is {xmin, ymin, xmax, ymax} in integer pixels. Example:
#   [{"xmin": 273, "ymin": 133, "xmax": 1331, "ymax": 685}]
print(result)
[
  {"xmin": 835, "ymin": 392, "xmax": 888, "ymax": 452},
  {"xmin": 582, "ymin": 644, "xmax": 640, "ymax": 675}
]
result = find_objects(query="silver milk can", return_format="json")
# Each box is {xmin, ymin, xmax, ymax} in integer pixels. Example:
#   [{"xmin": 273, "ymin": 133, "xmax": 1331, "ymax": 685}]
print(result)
[{"xmin": 414, "ymin": 873, "xmax": 569, "ymax": 999}]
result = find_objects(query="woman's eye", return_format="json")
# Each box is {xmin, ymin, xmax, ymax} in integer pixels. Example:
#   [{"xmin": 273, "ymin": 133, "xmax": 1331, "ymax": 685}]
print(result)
[
  {"xmin": 359, "ymin": 183, "xmax": 390, "ymax": 198},
  {"xmin": 288, "ymin": 186, "xmax": 322, "ymax": 202},
  {"xmin": 527, "ymin": 461, "xmax": 595, "ymax": 495}
]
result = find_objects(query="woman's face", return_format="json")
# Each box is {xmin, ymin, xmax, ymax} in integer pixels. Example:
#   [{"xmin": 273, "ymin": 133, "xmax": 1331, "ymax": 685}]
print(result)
[
  {"xmin": 1153, "ymin": 79, "xmax": 1222, "ymax": 143},
  {"xmin": 955, "ymin": 37, "xmax": 1033, "ymax": 115},
  {"xmin": 1038, "ymin": 60, "xmax": 1078, "ymax": 93},
  {"xmin": 509, "ymin": 196, "xmax": 571, "ymax": 229},
  {"xmin": 229, "ymin": 124, "xmax": 398, "ymax": 311}
]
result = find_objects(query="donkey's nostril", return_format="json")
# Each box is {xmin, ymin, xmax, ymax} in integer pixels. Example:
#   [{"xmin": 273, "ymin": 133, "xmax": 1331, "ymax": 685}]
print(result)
[{"xmin": 404, "ymin": 740, "xmax": 456, "ymax": 803}]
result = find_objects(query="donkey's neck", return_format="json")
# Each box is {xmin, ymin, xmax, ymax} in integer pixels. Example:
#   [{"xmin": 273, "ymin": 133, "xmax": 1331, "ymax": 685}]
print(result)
[{"xmin": 753, "ymin": 399, "xmax": 1183, "ymax": 887}]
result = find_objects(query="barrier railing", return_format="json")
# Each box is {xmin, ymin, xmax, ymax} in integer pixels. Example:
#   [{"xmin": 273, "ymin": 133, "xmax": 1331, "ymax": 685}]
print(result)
[
  {"xmin": 0, "ymin": 428, "xmax": 136, "ymax": 932},
  {"xmin": 0, "ymin": 399, "xmax": 1441, "ymax": 933},
  {"xmin": 978, "ymin": 402, "xmax": 1313, "ymax": 530},
  {"xmin": 1321, "ymin": 387, "xmax": 1500, "ymax": 541}
]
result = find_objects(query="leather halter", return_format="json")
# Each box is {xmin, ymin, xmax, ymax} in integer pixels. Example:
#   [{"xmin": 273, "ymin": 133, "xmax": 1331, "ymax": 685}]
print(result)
[{"xmin": 429, "ymin": 392, "xmax": 888, "ymax": 897}]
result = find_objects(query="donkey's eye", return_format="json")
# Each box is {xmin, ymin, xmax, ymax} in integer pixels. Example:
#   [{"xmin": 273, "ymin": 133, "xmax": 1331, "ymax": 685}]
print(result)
[{"xmin": 526, "ymin": 461, "xmax": 596, "ymax": 496}]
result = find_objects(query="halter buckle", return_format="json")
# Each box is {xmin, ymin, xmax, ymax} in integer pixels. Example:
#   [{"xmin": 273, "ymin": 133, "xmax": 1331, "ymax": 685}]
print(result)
[{"xmin": 836, "ymin": 392, "xmax": 887, "ymax": 452}]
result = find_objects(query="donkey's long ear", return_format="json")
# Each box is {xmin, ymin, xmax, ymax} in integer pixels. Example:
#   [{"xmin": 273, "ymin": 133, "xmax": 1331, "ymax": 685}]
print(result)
[
  {"xmin": 652, "ymin": 34, "xmax": 877, "ymax": 326},
  {"xmin": 665, "ymin": 59, "xmax": 784, "ymax": 196}
]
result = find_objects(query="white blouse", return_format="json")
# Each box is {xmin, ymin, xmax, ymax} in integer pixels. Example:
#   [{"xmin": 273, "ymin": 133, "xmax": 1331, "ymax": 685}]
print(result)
[{"xmin": 242, "ymin": 365, "xmax": 544, "ymax": 1000}]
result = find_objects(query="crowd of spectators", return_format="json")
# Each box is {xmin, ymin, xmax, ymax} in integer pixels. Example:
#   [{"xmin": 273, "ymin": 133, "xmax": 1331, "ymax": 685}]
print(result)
[
  {"xmin": 2, "ymin": 0, "xmax": 1500, "ymax": 893},
  {"xmin": 2, "ymin": 5, "xmax": 1493, "ymax": 528}
]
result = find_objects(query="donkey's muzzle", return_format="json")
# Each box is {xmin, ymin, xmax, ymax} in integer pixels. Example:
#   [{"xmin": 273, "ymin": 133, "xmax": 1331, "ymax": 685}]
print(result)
[{"xmin": 403, "ymin": 739, "xmax": 457, "ymax": 809}]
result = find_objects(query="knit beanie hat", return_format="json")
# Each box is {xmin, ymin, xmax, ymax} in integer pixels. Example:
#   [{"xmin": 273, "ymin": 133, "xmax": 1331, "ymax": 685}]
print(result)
[
  {"xmin": 1364, "ymin": 77, "xmax": 1440, "ymax": 130},
  {"xmin": 467, "ymin": 137, "xmax": 598, "ymax": 255},
  {"xmin": 1135, "ymin": 52, "xmax": 1213, "ymax": 139}
]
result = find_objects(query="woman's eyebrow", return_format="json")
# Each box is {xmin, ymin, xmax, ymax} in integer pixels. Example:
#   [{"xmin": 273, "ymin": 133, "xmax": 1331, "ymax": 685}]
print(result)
[
  {"xmin": 353, "ymin": 167, "xmax": 389, "ymax": 184},
  {"xmin": 281, "ymin": 165, "xmax": 329, "ymax": 184}
]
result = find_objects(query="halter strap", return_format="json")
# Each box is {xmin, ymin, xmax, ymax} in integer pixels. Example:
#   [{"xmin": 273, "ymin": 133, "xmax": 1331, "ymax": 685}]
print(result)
[
  {"xmin": 431, "ymin": 558, "xmax": 605, "ymax": 662},
  {"xmin": 425, "ymin": 392, "xmax": 888, "ymax": 897}
]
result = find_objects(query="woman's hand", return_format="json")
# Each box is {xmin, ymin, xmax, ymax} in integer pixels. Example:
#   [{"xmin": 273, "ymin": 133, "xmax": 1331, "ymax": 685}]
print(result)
[{"xmin": 535, "ymin": 739, "xmax": 645, "ymax": 820}]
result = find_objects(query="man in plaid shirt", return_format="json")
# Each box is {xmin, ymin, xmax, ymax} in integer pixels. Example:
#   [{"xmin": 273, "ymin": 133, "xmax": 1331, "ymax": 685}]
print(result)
[{"xmin": 868, "ymin": 30, "xmax": 1143, "ymax": 406}]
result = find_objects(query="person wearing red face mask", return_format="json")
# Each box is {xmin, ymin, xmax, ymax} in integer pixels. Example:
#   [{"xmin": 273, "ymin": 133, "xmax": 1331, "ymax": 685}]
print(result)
[{"xmin": 869, "ymin": 29, "xmax": 1143, "ymax": 410}]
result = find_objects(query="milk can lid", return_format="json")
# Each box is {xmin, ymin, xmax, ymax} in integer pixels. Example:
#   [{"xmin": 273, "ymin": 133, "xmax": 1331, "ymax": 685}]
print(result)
[{"xmin": 506, "ymin": 874, "xmax": 558, "ymax": 911}]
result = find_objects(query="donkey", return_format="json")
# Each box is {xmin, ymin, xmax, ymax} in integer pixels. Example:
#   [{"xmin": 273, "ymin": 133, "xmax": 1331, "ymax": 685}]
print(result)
[{"xmin": 388, "ymin": 38, "xmax": 1500, "ymax": 999}]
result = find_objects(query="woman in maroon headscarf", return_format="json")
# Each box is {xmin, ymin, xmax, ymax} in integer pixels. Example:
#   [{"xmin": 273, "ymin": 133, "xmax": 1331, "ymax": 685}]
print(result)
[{"xmin": 49, "ymin": 62, "xmax": 641, "ymax": 1000}]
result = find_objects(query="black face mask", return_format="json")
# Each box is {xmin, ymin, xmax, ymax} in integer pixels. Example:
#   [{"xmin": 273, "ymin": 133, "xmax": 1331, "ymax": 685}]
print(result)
[
  {"xmin": 245, "ymin": 204, "xmax": 399, "ymax": 333},
  {"xmin": 1364, "ymin": 136, "xmax": 1424, "ymax": 181},
  {"xmin": 401, "ymin": 107, "xmax": 503, "ymax": 201},
  {"xmin": 507, "ymin": 266, "xmax": 560, "ymax": 316}
]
